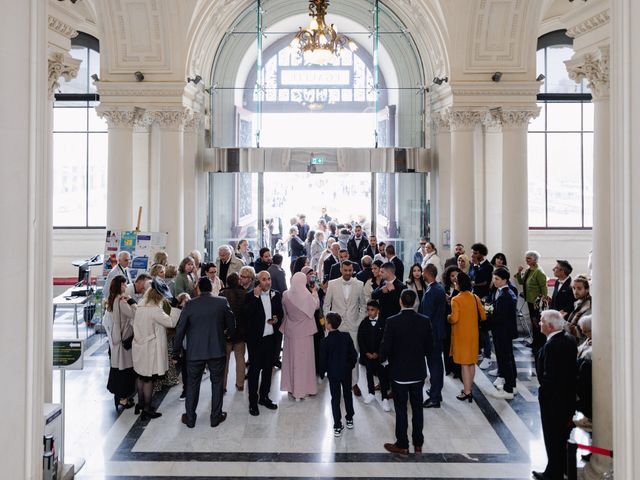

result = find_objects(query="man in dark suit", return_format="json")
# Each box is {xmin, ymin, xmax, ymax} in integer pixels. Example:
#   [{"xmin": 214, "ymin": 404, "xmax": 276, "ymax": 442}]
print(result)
[
  {"xmin": 419, "ymin": 264, "xmax": 446, "ymax": 408},
  {"xmin": 470, "ymin": 242, "xmax": 494, "ymax": 367},
  {"xmin": 488, "ymin": 267, "xmax": 518, "ymax": 400},
  {"xmin": 363, "ymin": 234, "xmax": 378, "ymax": 259},
  {"xmin": 380, "ymin": 290, "xmax": 431, "ymax": 455},
  {"xmin": 323, "ymin": 242, "xmax": 341, "ymax": 282},
  {"xmin": 356, "ymin": 255, "xmax": 374, "ymax": 283},
  {"xmin": 384, "ymin": 244, "xmax": 404, "ymax": 281},
  {"xmin": 444, "ymin": 243, "xmax": 464, "ymax": 270},
  {"xmin": 532, "ymin": 310, "xmax": 577, "ymax": 480},
  {"xmin": 174, "ymin": 277, "xmax": 235, "ymax": 428},
  {"xmin": 328, "ymin": 249, "xmax": 361, "ymax": 280},
  {"xmin": 245, "ymin": 270, "xmax": 284, "ymax": 416},
  {"xmin": 296, "ymin": 214, "xmax": 310, "ymax": 241},
  {"xmin": 549, "ymin": 260, "xmax": 575, "ymax": 318},
  {"xmin": 371, "ymin": 262, "xmax": 406, "ymax": 321},
  {"xmin": 253, "ymin": 247, "xmax": 272, "ymax": 274},
  {"xmin": 347, "ymin": 225, "xmax": 368, "ymax": 264},
  {"xmin": 267, "ymin": 253, "xmax": 287, "ymax": 293}
]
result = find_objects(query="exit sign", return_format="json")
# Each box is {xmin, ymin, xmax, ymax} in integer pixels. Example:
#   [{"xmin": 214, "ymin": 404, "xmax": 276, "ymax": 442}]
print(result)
[{"xmin": 311, "ymin": 156, "xmax": 325, "ymax": 165}]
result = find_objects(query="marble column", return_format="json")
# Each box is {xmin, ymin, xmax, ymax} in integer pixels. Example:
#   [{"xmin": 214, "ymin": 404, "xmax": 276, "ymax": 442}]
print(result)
[
  {"xmin": 183, "ymin": 112, "xmax": 202, "ymax": 253},
  {"xmin": 431, "ymin": 110, "xmax": 452, "ymax": 256},
  {"xmin": 499, "ymin": 109, "xmax": 538, "ymax": 268},
  {"xmin": 0, "ymin": 0, "xmax": 49, "ymax": 476},
  {"xmin": 132, "ymin": 116, "xmax": 153, "ymax": 232},
  {"xmin": 482, "ymin": 113, "xmax": 504, "ymax": 252},
  {"xmin": 449, "ymin": 109, "xmax": 483, "ymax": 249},
  {"xmin": 149, "ymin": 109, "xmax": 187, "ymax": 263},
  {"xmin": 566, "ymin": 46, "xmax": 613, "ymax": 479},
  {"xmin": 611, "ymin": 1, "xmax": 640, "ymax": 476},
  {"xmin": 97, "ymin": 107, "xmax": 137, "ymax": 232}
]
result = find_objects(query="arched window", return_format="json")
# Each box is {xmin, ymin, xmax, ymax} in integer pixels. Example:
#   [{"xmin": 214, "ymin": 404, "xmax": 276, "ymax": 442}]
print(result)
[
  {"xmin": 528, "ymin": 30, "xmax": 593, "ymax": 229},
  {"xmin": 53, "ymin": 32, "xmax": 107, "ymax": 227}
]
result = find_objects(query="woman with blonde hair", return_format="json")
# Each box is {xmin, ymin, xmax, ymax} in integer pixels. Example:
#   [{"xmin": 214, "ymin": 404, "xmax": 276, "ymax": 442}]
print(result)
[
  {"xmin": 149, "ymin": 263, "xmax": 165, "ymax": 278},
  {"xmin": 152, "ymin": 251, "xmax": 168, "ymax": 267},
  {"xmin": 132, "ymin": 279, "xmax": 185, "ymax": 419}
]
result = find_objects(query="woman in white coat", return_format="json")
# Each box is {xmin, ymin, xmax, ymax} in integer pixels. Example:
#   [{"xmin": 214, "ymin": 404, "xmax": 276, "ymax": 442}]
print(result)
[{"xmin": 132, "ymin": 279, "xmax": 183, "ymax": 419}]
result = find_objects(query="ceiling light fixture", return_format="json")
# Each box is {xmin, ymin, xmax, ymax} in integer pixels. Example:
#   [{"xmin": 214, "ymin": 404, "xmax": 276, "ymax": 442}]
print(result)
[{"xmin": 292, "ymin": 0, "xmax": 357, "ymax": 65}]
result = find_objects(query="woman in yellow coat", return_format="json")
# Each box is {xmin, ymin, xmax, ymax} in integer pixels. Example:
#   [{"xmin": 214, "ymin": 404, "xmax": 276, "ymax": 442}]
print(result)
[{"xmin": 448, "ymin": 272, "xmax": 486, "ymax": 402}]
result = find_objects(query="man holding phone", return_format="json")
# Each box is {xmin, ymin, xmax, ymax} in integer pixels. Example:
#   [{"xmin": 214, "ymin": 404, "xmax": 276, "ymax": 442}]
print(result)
[{"xmin": 245, "ymin": 271, "xmax": 284, "ymax": 416}]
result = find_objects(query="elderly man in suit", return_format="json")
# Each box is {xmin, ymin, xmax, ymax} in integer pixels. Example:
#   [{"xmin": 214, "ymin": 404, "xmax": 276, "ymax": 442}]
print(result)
[
  {"xmin": 380, "ymin": 290, "xmax": 431, "ymax": 455},
  {"xmin": 419, "ymin": 264, "xmax": 446, "ymax": 408},
  {"xmin": 549, "ymin": 260, "xmax": 575, "ymax": 318},
  {"xmin": 245, "ymin": 270, "xmax": 284, "ymax": 416},
  {"xmin": 323, "ymin": 261, "xmax": 367, "ymax": 396},
  {"xmin": 532, "ymin": 309, "xmax": 577, "ymax": 480},
  {"xmin": 323, "ymin": 242, "xmax": 341, "ymax": 282},
  {"xmin": 173, "ymin": 277, "xmax": 235, "ymax": 428},
  {"xmin": 216, "ymin": 244, "xmax": 244, "ymax": 285}
]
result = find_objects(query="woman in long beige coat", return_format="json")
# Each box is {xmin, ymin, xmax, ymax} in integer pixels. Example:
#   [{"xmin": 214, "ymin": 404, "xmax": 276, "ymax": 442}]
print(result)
[
  {"xmin": 132, "ymin": 283, "xmax": 181, "ymax": 419},
  {"xmin": 448, "ymin": 272, "xmax": 486, "ymax": 403},
  {"xmin": 105, "ymin": 275, "xmax": 137, "ymax": 411}
]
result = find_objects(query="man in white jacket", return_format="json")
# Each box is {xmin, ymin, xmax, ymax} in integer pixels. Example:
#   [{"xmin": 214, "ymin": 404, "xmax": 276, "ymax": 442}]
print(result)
[{"xmin": 323, "ymin": 261, "xmax": 367, "ymax": 396}]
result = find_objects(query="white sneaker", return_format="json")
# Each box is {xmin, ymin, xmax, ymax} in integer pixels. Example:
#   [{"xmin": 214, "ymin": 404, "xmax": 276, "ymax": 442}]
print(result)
[
  {"xmin": 491, "ymin": 389, "xmax": 514, "ymax": 400},
  {"xmin": 479, "ymin": 358, "xmax": 492, "ymax": 370},
  {"xmin": 364, "ymin": 393, "xmax": 375, "ymax": 404},
  {"xmin": 381, "ymin": 399, "xmax": 391, "ymax": 412},
  {"xmin": 493, "ymin": 377, "xmax": 505, "ymax": 388},
  {"xmin": 488, "ymin": 368, "xmax": 499, "ymax": 376}
]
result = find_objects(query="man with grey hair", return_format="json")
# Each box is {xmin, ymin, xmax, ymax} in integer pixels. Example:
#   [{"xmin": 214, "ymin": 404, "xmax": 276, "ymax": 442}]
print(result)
[
  {"xmin": 532, "ymin": 309, "xmax": 577, "ymax": 480},
  {"xmin": 104, "ymin": 251, "xmax": 132, "ymax": 295},
  {"xmin": 238, "ymin": 266, "xmax": 256, "ymax": 291},
  {"xmin": 216, "ymin": 245, "xmax": 244, "ymax": 285}
]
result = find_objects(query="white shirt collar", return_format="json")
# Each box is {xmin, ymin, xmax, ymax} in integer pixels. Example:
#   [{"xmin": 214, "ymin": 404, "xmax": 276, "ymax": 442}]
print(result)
[{"xmin": 547, "ymin": 330, "xmax": 562, "ymax": 340}]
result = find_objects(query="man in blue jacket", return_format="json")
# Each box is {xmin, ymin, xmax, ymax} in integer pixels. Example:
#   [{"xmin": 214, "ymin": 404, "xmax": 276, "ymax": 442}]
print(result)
[{"xmin": 419, "ymin": 264, "xmax": 446, "ymax": 408}]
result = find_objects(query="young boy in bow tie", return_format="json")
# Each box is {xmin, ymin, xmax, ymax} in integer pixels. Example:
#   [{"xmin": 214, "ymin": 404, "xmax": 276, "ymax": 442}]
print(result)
[{"xmin": 357, "ymin": 300, "xmax": 391, "ymax": 410}]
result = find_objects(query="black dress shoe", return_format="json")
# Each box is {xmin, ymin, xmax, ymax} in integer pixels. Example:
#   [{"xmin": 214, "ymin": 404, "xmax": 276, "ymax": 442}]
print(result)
[
  {"xmin": 274, "ymin": 360, "xmax": 282, "ymax": 369},
  {"xmin": 422, "ymin": 398, "xmax": 441, "ymax": 408},
  {"xmin": 141, "ymin": 410, "xmax": 162, "ymax": 420},
  {"xmin": 258, "ymin": 398, "xmax": 278, "ymax": 410},
  {"xmin": 181, "ymin": 414, "xmax": 195, "ymax": 428},
  {"xmin": 249, "ymin": 406, "xmax": 260, "ymax": 416},
  {"xmin": 531, "ymin": 471, "xmax": 550, "ymax": 480},
  {"xmin": 211, "ymin": 411, "xmax": 227, "ymax": 427}
]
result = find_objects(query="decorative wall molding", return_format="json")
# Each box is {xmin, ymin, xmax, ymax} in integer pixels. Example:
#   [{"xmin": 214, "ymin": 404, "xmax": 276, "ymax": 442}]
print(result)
[
  {"xmin": 47, "ymin": 52, "xmax": 81, "ymax": 100},
  {"xmin": 566, "ymin": 9, "xmax": 610, "ymax": 39},
  {"xmin": 565, "ymin": 46, "xmax": 610, "ymax": 99},
  {"xmin": 48, "ymin": 14, "xmax": 78, "ymax": 39}
]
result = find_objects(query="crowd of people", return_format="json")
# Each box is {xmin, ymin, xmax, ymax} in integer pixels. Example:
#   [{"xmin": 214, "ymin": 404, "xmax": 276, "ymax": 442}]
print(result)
[{"xmin": 101, "ymin": 210, "xmax": 593, "ymax": 480}]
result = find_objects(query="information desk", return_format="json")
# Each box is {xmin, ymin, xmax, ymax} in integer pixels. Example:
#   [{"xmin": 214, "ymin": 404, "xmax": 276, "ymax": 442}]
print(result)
[{"xmin": 52, "ymin": 288, "xmax": 96, "ymax": 339}]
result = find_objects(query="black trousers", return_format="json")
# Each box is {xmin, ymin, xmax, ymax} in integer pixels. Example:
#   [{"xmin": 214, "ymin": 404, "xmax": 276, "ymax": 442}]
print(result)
[
  {"xmin": 329, "ymin": 375, "xmax": 354, "ymax": 428},
  {"xmin": 426, "ymin": 336, "xmax": 444, "ymax": 402},
  {"xmin": 528, "ymin": 302, "xmax": 546, "ymax": 354},
  {"xmin": 443, "ymin": 323, "xmax": 461, "ymax": 377},
  {"xmin": 184, "ymin": 356, "xmax": 225, "ymax": 426},
  {"xmin": 247, "ymin": 334, "xmax": 277, "ymax": 407},
  {"xmin": 363, "ymin": 361, "xmax": 389, "ymax": 399},
  {"xmin": 493, "ymin": 331, "xmax": 517, "ymax": 392},
  {"xmin": 273, "ymin": 331, "xmax": 283, "ymax": 364},
  {"xmin": 392, "ymin": 381, "xmax": 424, "ymax": 449},
  {"xmin": 540, "ymin": 398, "xmax": 573, "ymax": 479}
]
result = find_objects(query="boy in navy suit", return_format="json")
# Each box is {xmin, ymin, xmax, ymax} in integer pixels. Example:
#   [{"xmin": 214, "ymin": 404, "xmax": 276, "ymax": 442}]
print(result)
[
  {"xmin": 319, "ymin": 312, "xmax": 358, "ymax": 437},
  {"xmin": 357, "ymin": 300, "xmax": 390, "ymax": 410}
]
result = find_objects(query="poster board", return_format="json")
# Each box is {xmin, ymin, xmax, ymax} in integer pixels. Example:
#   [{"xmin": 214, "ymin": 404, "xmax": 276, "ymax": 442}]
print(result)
[{"xmin": 102, "ymin": 230, "xmax": 168, "ymax": 280}]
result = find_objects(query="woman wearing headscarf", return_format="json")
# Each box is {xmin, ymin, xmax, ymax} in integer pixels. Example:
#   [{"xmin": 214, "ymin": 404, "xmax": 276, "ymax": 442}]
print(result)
[{"xmin": 280, "ymin": 272, "xmax": 320, "ymax": 400}]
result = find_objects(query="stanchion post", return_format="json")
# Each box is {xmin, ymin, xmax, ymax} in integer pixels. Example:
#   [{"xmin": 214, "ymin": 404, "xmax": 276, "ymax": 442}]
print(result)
[
  {"xmin": 567, "ymin": 440, "xmax": 578, "ymax": 480},
  {"xmin": 59, "ymin": 370, "xmax": 65, "ymax": 465}
]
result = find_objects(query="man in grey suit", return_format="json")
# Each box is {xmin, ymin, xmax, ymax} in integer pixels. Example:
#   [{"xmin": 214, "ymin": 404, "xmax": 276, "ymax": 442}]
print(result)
[
  {"xmin": 267, "ymin": 253, "xmax": 288, "ymax": 293},
  {"xmin": 174, "ymin": 277, "xmax": 235, "ymax": 428}
]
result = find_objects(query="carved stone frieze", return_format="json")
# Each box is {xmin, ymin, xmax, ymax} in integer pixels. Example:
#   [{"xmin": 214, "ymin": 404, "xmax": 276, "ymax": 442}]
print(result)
[
  {"xmin": 566, "ymin": 10, "xmax": 610, "ymax": 39},
  {"xmin": 482, "ymin": 108, "xmax": 540, "ymax": 132},
  {"xmin": 431, "ymin": 110, "xmax": 451, "ymax": 133},
  {"xmin": 565, "ymin": 46, "xmax": 610, "ymax": 100},
  {"xmin": 48, "ymin": 52, "xmax": 81, "ymax": 100},
  {"xmin": 183, "ymin": 112, "xmax": 204, "ymax": 133},
  {"xmin": 147, "ymin": 108, "xmax": 190, "ymax": 130},
  {"xmin": 48, "ymin": 15, "xmax": 78, "ymax": 39}
]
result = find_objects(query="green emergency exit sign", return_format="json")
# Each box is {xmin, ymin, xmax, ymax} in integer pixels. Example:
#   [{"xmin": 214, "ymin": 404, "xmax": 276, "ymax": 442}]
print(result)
[{"xmin": 311, "ymin": 156, "xmax": 325, "ymax": 165}]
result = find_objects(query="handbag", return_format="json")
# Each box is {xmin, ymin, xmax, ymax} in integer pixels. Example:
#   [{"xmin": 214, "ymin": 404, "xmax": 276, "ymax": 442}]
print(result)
[{"xmin": 122, "ymin": 334, "xmax": 133, "ymax": 350}]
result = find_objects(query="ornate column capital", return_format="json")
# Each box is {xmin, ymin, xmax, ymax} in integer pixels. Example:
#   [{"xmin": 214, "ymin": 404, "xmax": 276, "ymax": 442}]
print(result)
[
  {"xmin": 483, "ymin": 107, "xmax": 540, "ymax": 132},
  {"xmin": 95, "ymin": 106, "xmax": 139, "ymax": 129},
  {"xmin": 146, "ymin": 108, "xmax": 189, "ymax": 131},
  {"xmin": 449, "ymin": 109, "xmax": 484, "ymax": 132},
  {"xmin": 430, "ymin": 109, "xmax": 451, "ymax": 134},
  {"xmin": 183, "ymin": 111, "xmax": 204, "ymax": 133},
  {"xmin": 565, "ymin": 46, "xmax": 610, "ymax": 100},
  {"xmin": 47, "ymin": 52, "xmax": 81, "ymax": 100}
]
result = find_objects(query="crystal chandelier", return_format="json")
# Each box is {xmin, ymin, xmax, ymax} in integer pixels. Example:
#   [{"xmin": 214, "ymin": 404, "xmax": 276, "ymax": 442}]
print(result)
[{"xmin": 293, "ymin": 0, "xmax": 356, "ymax": 65}]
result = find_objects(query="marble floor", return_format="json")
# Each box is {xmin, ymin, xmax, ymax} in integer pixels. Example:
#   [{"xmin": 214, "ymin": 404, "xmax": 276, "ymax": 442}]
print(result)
[{"xmin": 55, "ymin": 327, "xmax": 558, "ymax": 480}]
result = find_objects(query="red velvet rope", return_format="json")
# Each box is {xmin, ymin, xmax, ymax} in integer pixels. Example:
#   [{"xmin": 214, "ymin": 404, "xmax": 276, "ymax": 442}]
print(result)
[{"xmin": 573, "ymin": 443, "xmax": 613, "ymax": 458}]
